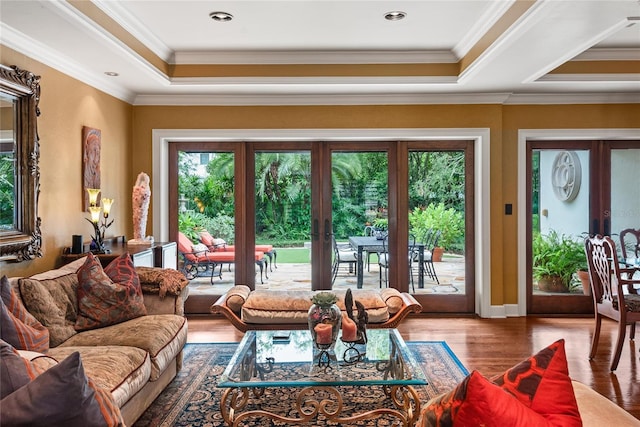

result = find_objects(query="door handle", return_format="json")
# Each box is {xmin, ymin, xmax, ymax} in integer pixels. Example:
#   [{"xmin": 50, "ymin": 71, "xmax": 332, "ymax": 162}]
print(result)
[
  {"xmin": 324, "ymin": 219, "xmax": 331, "ymax": 242},
  {"xmin": 604, "ymin": 218, "xmax": 610, "ymax": 237},
  {"xmin": 311, "ymin": 219, "xmax": 319, "ymax": 241}
]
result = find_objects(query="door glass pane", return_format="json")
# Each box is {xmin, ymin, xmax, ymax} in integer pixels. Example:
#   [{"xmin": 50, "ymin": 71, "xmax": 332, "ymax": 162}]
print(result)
[
  {"xmin": 610, "ymin": 148, "xmax": 640, "ymax": 263},
  {"xmin": 532, "ymin": 149, "xmax": 590, "ymax": 295},
  {"xmin": 255, "ymin": 151, "xmax": 312, "ymax": 289},
  {"xmin": 177, "ymin": 150, "xmax": 236, "ymax": 284},
  {"xmin": 331, "ymin": 151, "xmax": 388, "ymax": 289},
  {"xmin": 408, "ymin": 150, "xmax": 466, "ymax": 295}
]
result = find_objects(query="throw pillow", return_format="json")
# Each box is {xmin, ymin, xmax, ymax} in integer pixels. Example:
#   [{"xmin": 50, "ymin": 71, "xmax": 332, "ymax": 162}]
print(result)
[
  {"xmin": 0, "ymin": 340, "xmax": 56, "ymax": 399},
  {"xmin": 454, "ymin": 371, "xmax": 551, "ymax": 427},
  {"xmin": 419, "ymin": 339, "xmax": 582, "ymax": 427},
  {"xmin": 0, "ymin": 276, "xmax": 49, "ymax": 352},
  {"xmin": 420, "ymin": 371, "xmax": 552, "ymax": 427},
  {"xmin": 0, "ymin": 348, "xmax": 123, "ymax": 426},
  {"xmin": 491, "ymin": 339, "xmax": 582, "ymax": 426},
  {"xmin": 192, "ymin": 243, "xmax": 208, "ymax": 253},
  {"xmin": 18, "ymin": 273, "xmax": 80, "ymax": 347},
  {"xmin": 75, "ymin": 253, "xmax": 147, "ymax": 331}
]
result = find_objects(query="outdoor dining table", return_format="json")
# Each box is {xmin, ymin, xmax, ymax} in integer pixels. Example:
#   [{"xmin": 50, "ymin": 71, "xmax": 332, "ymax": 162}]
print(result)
[{"xmin": 348, "ymin": 236, "xmax": 425, "ymax": 289}]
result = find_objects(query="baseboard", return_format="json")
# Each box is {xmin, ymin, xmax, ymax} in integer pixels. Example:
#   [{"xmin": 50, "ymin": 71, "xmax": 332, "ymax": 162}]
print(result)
[{"xmin": 488, "ymin": 304, "xmax": 523, "ymax": 318}]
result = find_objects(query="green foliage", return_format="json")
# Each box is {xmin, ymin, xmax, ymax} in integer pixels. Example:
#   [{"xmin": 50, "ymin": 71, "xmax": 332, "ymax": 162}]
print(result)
[
  {"xmin": 311, "ymin": 291, "xmax": 338, "ymax": 307},
  {"xmin": 177, "ymin": 150, "xmax": 467, "ymax": 248},
  {"xmin": 0, "ymin": 154, "xmax": 14, "ymax": 227},
  {"xmin": 178, "ymin": 211, "xmax": 209, "ymax": 242},
  {"xmin": 178, "ymin": 211, "xmax": 235, "ymax": 244},
  {"xmin": 409, "ymin": 203, "xmax": 464, "ymax": 251},
  {"xmin": 372, "ymin": 218, "xmax": 388, "ymax": 231},
  {"xmin": 532, "ymin": 229, "xmax": 587, "ymax": 287}
]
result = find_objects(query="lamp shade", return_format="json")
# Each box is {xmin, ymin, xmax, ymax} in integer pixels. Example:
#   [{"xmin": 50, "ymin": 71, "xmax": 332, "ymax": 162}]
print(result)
[{"xmin": 86, "ymin": 188, "xmax": 101, "ymax": 206}]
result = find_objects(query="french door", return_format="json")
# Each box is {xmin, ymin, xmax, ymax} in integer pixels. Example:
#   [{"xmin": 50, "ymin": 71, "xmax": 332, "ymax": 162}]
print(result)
[
  {"xmin": 170, "ymin": 139, "xmax": 476, "ymax": 313},
  {"xmin": 527, "ymin": 140, "xmax": 640, "ymax": 314}
]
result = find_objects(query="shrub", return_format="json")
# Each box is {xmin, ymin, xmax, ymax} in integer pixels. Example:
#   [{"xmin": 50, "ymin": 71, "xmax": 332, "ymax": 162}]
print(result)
[{"xmin": 409, "ymin": 203, "xmax": 464, "ymax": 251}]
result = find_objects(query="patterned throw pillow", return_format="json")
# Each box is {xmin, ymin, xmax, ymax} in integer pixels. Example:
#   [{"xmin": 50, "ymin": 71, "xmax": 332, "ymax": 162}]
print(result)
[
  {"xmin": 491, "ymin": 339, "xmax": 582, "ymax": 426},
  {"xmin": 75, "ymin": 253, "xmax": 147, "ymax": 331},
  {"xmin": 419, "ymin": 339, "xmax": 582, "ymax": 427},
  {"xmin": 191, "ymin": 243, "xmax": 208, "ymax": 253},
  {"xmin": 0, "ymin": 276, "xmax": 50, "ymax": 352},
  {"xmin": 0, "ymin": 340, "xmax": 123, "ymax": 426}
]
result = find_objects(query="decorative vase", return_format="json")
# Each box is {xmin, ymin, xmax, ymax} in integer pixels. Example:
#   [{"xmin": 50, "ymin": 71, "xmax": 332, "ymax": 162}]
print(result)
[{"xmin": 308, "ymin": 303, "xmax": 342, "ymax": 350}]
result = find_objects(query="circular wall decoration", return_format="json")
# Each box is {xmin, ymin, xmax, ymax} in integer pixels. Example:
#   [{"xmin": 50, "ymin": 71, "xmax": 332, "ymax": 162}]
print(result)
[{"xmin": 551, "ymin": 151, "xmax": 581, "ymax": 202}]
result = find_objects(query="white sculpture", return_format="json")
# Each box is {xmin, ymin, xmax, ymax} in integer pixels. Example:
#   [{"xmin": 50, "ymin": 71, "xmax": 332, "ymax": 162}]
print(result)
[{"xmin": 129, "ymin": 172, "xmax": 152, "ymax": 245}]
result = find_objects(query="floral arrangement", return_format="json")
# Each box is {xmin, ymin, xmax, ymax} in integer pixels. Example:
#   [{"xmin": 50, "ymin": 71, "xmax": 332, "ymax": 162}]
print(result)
[{"xmin": 311, "ymin": 292, "xmax": 338, "ymax": 307}]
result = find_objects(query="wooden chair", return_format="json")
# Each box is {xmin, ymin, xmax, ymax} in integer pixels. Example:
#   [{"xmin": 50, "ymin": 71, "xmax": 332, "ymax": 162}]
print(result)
[
  {"xmin": 584, "ymin": 235, "xmax": 640, "ymax": 371},
  {"xmin": 619, "ymin": 228, "xmax": 640, "ymax": 262}
]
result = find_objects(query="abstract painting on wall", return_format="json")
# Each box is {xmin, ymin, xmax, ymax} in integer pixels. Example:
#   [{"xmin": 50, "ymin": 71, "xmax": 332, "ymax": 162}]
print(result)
[{"xmin": 82, "ymin": 126, "xmax": 101, "ymax": 210}]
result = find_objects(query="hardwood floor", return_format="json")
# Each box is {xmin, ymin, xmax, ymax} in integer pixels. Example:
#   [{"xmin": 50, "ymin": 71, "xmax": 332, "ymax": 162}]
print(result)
[{"xmin": 187, "ymin": 314, "xmax": 640, "ymax": 420}]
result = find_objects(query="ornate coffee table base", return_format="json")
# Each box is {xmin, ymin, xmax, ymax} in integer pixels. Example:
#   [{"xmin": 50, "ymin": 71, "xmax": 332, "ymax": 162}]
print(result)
[{"xmin": 221, "ymin": 384, "xmax": 421, "ymax": 427}]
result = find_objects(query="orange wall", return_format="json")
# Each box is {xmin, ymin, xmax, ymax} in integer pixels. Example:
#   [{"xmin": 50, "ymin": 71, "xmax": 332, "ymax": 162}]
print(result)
[
  {"xmin": 3, "ymin": 49, "xmax": 640, "ymax": 310},
  {"xmin": 1, "ymin": 47, "xmax": 133, "ymax": 277}
]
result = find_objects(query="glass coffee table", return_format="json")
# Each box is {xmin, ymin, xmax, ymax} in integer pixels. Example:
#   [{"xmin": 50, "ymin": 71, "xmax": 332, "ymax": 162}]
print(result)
[{"xmin": 218, "ymin": 328, "xmax": 427, "ymax": 426}]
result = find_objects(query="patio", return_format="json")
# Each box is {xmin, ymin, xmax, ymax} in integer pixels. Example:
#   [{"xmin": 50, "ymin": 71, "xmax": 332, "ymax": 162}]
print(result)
[{"xmin": 186, "ymin": 250, "xmax": 467, "ymax": 299}]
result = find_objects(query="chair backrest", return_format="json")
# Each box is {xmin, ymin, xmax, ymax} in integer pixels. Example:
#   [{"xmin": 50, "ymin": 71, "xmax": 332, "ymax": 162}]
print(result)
[
  {"xmin": 584, "ymin": 235, "xmax": 623, "ymax": 311},
  {"xmin": 364, "ymin": 225, "xmax": 374, "ymax": 236},
  {"xmin": 619, "ymin": 228, "xmax": 640, "ymax": 260},
  {"xmin": 200, "ymin": 230, "xmax": 214, "ymax": 246},
  {"xmin": 177, "ymin": 232, "xmax": 198, "ymax": 261}
]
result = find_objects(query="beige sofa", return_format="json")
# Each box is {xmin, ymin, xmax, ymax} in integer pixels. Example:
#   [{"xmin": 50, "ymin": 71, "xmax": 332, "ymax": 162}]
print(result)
[
  {"xmin": 572, "ymin": 381, "xmax": 640, "ymax": 426},
  {"xmin": 7, "ymin": 258, "xmax": 189, "ymax": 426},
  {"xmin": 211, "ymin": 285, "xmax": 422, "ymax": 331}
]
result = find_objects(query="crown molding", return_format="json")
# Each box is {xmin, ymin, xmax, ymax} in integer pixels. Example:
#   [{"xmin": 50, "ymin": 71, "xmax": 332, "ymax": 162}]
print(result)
[
  {"xmin": 0, "ymin": 23, "xmax": 135, "ymax": 103},
  {"xmin": 574, "ymin": 47, "xmax": 640, "ymax": 61},
  {"xmin": 173, "ymin": 49, "xmax": 458, "ymax": 65},
  {"xmin": 504, "ymin": 92, "xmax": 640, "ymax": 104},
  {"xmin": 93, "ymin": 0, "xmax": 173, "ymax": 61}
]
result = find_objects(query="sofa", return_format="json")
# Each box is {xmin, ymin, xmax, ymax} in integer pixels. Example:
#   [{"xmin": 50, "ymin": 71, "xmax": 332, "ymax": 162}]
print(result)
[
  {"xmin": 211, "ymin": 285, "xmax": 422, "ymax": 331},
  {"xmin": 2, "ymin": 254, "xmax": 190, "ymax": 426}
]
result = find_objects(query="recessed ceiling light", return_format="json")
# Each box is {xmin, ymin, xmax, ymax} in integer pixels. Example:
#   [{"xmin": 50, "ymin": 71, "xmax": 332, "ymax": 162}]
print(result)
[
  {"xmin": 384, "ymin": 11, "xmax": 406, "ymax": 21},
  {"xmin": 210, "ymin": 11, "xmax": 233, "ymax": 22},
  {"xmin": 104, "ymin": 72, "xmax": 119, "ymax": 77}
]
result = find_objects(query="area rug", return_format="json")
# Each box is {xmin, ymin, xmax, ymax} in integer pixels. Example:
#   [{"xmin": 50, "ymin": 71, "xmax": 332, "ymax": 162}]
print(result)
[{"xmin": 133, "ymin": 341, "xmax": 468, "ymax": 427}]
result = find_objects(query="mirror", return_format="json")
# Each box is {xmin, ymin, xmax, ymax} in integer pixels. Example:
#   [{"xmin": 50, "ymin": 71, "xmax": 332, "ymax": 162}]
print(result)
[{"xmin": 0, "ymin": 64, "xmax": 42, "ymax": 262}]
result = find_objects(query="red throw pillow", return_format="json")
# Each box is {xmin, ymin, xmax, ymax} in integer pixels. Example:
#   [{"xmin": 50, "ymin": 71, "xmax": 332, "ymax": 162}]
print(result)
[
  {"xmin": 75, "ymin": 253, "xmax": 147, "ymax": 331},
  {"xmin": 0, "ymin": 276, "xmax": 50, "ymax": 352},
  {"xmin": 491, "ymin": 339, "xmax": 582, "ymax": 426},
  {"xmin": 420, "ymin": 371, "xmax": 551, "ymax": 427},
  {"xmin": 419, "ymin": 340, "xmax": 583, "ymax": 427}
]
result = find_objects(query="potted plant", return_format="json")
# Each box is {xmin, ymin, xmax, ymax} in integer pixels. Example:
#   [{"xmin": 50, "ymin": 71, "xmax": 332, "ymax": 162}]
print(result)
[
  {"xmin": 409, "ymin": 203, "xmax": 464, "ymax": 261},
  {"xmin": 532, "ymin": 230, "xmax": 588, "ymax": 293}
]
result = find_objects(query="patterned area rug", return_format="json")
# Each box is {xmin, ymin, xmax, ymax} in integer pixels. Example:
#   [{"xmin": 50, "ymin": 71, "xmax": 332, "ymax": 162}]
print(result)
[{"xmin": 134, "ymin": 341, "xmax": 468, "ymax": 427}]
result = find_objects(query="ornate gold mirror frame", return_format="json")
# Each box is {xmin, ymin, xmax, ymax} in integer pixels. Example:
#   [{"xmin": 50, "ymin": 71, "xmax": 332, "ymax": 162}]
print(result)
[{"xmin": 0, "ymin": 64, "xmax": 42, "ymax": 262}]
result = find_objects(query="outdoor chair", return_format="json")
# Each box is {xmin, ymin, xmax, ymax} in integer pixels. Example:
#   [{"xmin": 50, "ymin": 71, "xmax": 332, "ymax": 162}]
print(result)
[
  {"xmin": 177, "ymin": 232, "xmax": 223, "ymax": 284},
  {"xmin": 380, "ymin": 234, "xmax": 417, "ymax": 291},
  {"xmin": 584, "ymin": 234, "xmax": 640, "ymax": 371},
  {"xmin": 363, "ymin": 225, "xmax": 376, "ymax": 271},
  {"xmin": 420, "ymin": 229, "xmax": 442, "ymax": 285},
  {"xmin": 199, "ymin": 230, "xmax": 277, "ymax": 271},
  {"xmin": 331, "ymin": 235, "xmax": 358, "ymax": 285},
  {"xmin": 178, "ymin": 232, "xmax": 269, "ymax": 284}
]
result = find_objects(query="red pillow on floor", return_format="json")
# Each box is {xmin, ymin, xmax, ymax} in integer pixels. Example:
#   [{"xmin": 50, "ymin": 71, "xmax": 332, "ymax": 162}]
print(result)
[{"xmin": 491, "ymin": 339, "xmax": 582, "ymax": 426}]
